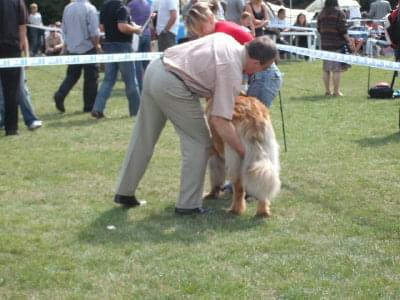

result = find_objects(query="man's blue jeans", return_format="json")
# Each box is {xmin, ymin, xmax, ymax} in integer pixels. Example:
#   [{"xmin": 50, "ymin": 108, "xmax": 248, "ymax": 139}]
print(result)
[
  {"xmin": 135, "ymin": 35, "xmax": 151, "ymax": 93},
  {"xmin": 93, "ymin": 42, "xmax": 140, "ymax": 116},
  {"xmin": 247, "ymin": 63, "xmax": 282, "ymax": 108},
  {"xmin": 29, "ymin": 27, "xmax": 42, "ymax": 56},
  {"xmin": 0, "ymin": 69, "xmax": 39, "ymax": 128}
]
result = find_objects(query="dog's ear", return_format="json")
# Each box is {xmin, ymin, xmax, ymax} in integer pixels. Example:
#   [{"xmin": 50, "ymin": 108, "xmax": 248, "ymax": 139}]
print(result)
[{"xmin": 239, "ymin": 91, "xmax": 247, "ymax": 97}]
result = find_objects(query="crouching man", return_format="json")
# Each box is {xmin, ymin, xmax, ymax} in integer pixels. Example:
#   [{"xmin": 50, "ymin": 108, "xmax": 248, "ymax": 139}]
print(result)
[{"xmin": 114, "ymin": 33, "xmax": 277, "ymax": 215}]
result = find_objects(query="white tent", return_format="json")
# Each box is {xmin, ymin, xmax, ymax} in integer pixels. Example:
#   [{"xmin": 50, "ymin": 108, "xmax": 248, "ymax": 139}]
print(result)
[
  {"xmin": 265, "ymin": 2, "xmax": 315, "ymax": 24},
  {"xmin": 305, "ymin": 0, "xmax": 361, "ymax": 13}
]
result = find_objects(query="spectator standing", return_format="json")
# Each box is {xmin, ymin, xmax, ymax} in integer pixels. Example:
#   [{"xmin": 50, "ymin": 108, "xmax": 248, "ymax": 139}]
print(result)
[
  {"xmin": 293, "ymin": 13, "xmax": 309, "ymax": 49},
  {"xmin": 153, "ymin": 0, "xmax": 179, "ymax": 51},
  {"xmin": 10, "ymin": 35, "xmax": 42, "ymax": 130},
  {"xmin": 225, "ymin": 0, "xmax": 245, "ymax": 25},
  {"xmin": 0, "ymin": 70, "xmax": 43, "ymax": 131},
  {"xmin": 368, "ymin": 0, "xmax": 391, "ymax": 20},
  {"xmin": 53, "ymin": 0, "xmax": 101, "ymax": 113},
  {"xmin": 45, "ymin": 24, "xmax": 64, "ymax": 56},
  {"xmin": 240, "ymin": 11, "xmax": 256, "ymax": 37},
  {"xmin": 209, "ymin": 0, "xmax": 225, "ymax": 20},
  {"xmin": 245, "ymin": 0, "xmax": 269, "ymax": 37},
  {"xmin": 318, "ymin": 0, "xmax": 355, "ymax": 96},
  {"xmin": 27, "ymin": 3, "xmax": 43, "ymax": 56},
  {"xmin": 128, "ymin": 0, "xmax": 152, "ymax": 93},
  {"xmin": 0, "ymin": 0, "xmax": 27, "ymax": 136},
  {"xmin": 91, "ymin": 0, "xmax": 142, "ymax": 119},
  {"xmin": 182, "ymin": 0, "xmax": 199, "ymax": 19}
]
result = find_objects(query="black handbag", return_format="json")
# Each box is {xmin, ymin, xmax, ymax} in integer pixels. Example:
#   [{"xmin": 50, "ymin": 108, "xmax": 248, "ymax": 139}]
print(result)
[{"xmin": 368, "ymin": 83, "xmax": 394, "ymax": 99}]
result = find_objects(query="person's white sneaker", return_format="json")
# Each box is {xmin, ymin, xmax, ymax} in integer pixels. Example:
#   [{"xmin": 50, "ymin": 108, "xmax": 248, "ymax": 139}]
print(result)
[{"xmin": 28, "ymin": 120, "xmax": 43, "ymax": 130}]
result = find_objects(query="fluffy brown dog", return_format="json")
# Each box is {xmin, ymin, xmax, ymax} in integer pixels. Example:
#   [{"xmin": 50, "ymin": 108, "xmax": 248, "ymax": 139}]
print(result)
[{"xmin": 206, "ymin": 95, "xmax": 281, "ymax": 217}]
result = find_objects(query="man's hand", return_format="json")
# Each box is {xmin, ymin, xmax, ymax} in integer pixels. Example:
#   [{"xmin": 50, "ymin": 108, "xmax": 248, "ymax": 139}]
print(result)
[
  {"xmin": 19, "ymin": 25, "xmax": 27, "ymax": 52},
  {"xmin": 209, "ymin": 116, "xmax": 245, "ymax": 159},
  {"xmin": 95, "ymin": 43, "xmax": 102, "ymax": 53},
  {"xmin": 118, "ymin": 22, "xmax": 142, "ymax": 35},
  {"xmin": 163, "ymin": 10, "xmax": 177, "ymax": 34}
]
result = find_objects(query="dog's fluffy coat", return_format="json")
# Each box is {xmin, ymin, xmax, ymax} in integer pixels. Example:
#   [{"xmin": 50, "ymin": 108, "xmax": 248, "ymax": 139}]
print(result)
[{"xmin": 207, "ymin": 95, "xmax": 280, "ymax": 217}]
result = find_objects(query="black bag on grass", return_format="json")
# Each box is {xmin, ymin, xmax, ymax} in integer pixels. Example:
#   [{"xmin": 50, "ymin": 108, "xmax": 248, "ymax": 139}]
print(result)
[{"xmin": 368, "ymin": 82, "xmax": 394, "ymax": 99}]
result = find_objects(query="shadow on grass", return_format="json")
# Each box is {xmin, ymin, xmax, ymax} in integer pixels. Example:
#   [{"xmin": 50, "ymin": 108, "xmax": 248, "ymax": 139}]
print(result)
[
  {"xmin": 354, "ymin": 132, "xmax": 400, "ymax": 147},
  {"xmin": 39, "ymin": 110, "xmax": 86, "ymax": 121},
  {"xmin": 289, "ymin": 95, "xmax": 332, "ymax": 102},
  {"xmin": 40, "ymin": 114, "xmax": 130, "ymax": 129},
  {"xmin": 78, "ymin": 198, "xmax": 267, "ymax": 245}
]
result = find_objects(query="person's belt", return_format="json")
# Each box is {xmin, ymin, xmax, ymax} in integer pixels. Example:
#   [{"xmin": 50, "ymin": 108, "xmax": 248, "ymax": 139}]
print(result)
[{"xmin": 160, "ymin": 56, "xmax": 185, "ymax": 83}]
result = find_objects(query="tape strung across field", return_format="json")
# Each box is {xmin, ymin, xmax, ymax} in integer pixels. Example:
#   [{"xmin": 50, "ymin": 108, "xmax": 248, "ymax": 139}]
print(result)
[
  {"xmin": 0, "ymin": 44, "xmax": 399, "ymax": 71},
  {"xmin": 0, "ymin": 52, "xmax": 163, "ymax": 68},
  {"xmin": 276, "ymin": 44, "xmax": 400, "ymax": 71},
  {"xmin": 27, "ymin": 24, "xmax": 62, "ymax": 32}
]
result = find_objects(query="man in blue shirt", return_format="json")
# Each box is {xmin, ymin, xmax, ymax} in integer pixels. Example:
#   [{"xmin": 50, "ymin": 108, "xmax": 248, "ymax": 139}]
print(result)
[{"xmin": 53, "ymin": 0, "xmax": 101, "ymax": 113}]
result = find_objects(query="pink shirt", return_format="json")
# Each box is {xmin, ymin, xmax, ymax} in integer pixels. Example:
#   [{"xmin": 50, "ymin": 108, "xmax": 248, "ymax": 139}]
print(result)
[{"xmin": 163, "ymin": 33, "xmax": 246, "ymax": 120}]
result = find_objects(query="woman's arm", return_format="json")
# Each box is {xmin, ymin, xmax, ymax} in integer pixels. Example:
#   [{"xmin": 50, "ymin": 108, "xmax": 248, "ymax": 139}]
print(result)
[
  {"xmin": 245, "ymin": 4, "xmax": 268, "ymax": 29},
  {"xmin": 337, "ymin": 10, "xmax": 355, "ymax": 51}
]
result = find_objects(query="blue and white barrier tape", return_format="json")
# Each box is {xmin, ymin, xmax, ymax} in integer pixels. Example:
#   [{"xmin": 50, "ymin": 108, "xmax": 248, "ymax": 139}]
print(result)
[
  {"xmin": 276, "ymin": 44, "xmax": 400, "ymax": 71},
  {"xmin": 0, "ymin": 52, "xmax": 163, "ymax": 68},
  {"xmin": 0, "ymin": 45, "xmax": 399, "ymax": 72},
  {"xmin": 310, "ymin": 18, "xmax": 386, "ymax": 24},
  {"xmin": 27, "ymin": 24, "xmax": 62, "ymax": 32},
  {"xmin": 268, "ymin": 24, "xmax": 316, "ymax": 31}
]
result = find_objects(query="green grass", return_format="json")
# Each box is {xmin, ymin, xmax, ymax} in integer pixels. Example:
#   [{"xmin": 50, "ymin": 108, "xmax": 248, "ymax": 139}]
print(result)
[{"xmin": 0, "ymin": 60, "xmax": 399, "ymax": 299}]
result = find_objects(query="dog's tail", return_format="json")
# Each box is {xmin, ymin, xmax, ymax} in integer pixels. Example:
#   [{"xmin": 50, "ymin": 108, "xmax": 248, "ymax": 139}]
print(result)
[{"xmin": 240, "ymin": 121, "xmax": 281, "ymax": 201}]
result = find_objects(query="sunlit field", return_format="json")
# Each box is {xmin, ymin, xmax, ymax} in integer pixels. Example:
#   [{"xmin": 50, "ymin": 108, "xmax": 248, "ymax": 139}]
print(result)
[{"xmin": 0, "ymin": 59, "xmax": 399, "ymax": 299}]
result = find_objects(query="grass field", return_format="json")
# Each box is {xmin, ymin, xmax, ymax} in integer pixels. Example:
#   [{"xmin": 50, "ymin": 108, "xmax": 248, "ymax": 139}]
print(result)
[{"xmin": 0, "ymin": 59, "xmax": 399, "ymax": 299}]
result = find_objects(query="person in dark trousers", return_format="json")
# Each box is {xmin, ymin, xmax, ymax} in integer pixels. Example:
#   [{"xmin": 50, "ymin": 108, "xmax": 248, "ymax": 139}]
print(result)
[
  {"xmin": 0, "ymin": 0, "xmax": 27, "ymax": 136},
  {"xmin": 91, "ymin": 0, "xmax": 142, "ymax": 118},
  {"xmin": 53, "ymin": 0, "xmax": 101, "ymax": 113}
]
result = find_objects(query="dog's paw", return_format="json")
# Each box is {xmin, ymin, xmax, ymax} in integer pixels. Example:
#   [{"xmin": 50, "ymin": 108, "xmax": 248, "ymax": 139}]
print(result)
[
  {"xmin": 227, "ymin": 208, "xmax": 241, "ymax": 215},
  {"xmin": 203, "ymin": 192, "xmax": 219, "ymax": 200},
  {"xmin": 254, "ymin": 211, "xmax": 271, "ymax": 218},
  {"xmin": 227, "ymin": 205, "xmax": 246, "ymax": 215},
  {"xmin": 255, "ymin": 200, "xmax": 271, "ymax": 218}
]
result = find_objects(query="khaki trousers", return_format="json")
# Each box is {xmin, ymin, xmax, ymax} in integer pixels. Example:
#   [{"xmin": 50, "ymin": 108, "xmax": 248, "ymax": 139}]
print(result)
[{"xmin": 116, "ymin": 58, "xmax": 212, "ymax": 209}]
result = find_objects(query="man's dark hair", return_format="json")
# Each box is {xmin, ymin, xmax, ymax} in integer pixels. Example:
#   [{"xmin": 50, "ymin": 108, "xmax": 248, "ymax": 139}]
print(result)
[
  {"xmin": 245, "ymin": 36, "xmax": 278, "ymax": 65},
  {"xmin": 324, "ymin": 0, "xmax": 339, "ymax": 8}
]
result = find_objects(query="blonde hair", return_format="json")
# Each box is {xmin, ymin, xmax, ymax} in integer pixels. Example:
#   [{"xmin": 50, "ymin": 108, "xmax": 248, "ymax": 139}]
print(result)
[
  {"xmin": 241, "ymin": 11, "xmax": 252, "ymax": 20},
  {"xmin": 30, "ymin": 3, "xmax": 38, "ymax": 9},
  {"xmin": 185, "ymin": 2, "xmax": 214, "ymax": 36}
]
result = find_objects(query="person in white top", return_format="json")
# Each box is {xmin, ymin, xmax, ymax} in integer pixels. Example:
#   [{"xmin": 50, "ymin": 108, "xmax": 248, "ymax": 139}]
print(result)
[
  {"xmin": 152, "ymin": 0, "xmax": 179, "ymax": 51},
  {"xmin": 271, "ymin": 8, "xmax": 290, "ymax": 31},
  {"xmin": 28, "ymin": 3, "xmax": 43, "ymax": 56}
]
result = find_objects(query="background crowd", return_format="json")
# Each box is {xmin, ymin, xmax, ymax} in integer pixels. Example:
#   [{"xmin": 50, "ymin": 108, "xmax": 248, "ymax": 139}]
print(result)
[{"xmin": 1, "ymin": 0, "xmax": 399, "ymax": 136}]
